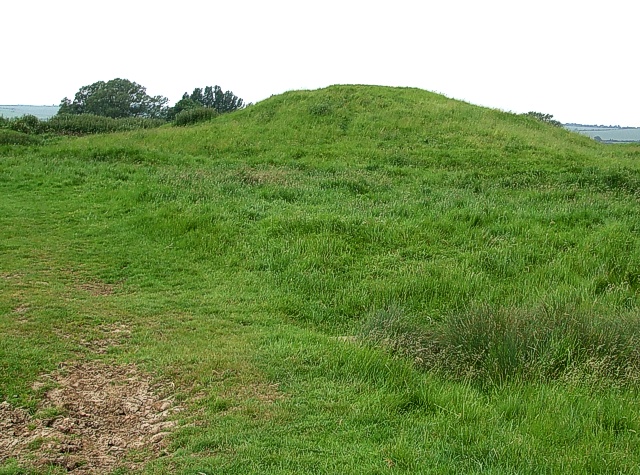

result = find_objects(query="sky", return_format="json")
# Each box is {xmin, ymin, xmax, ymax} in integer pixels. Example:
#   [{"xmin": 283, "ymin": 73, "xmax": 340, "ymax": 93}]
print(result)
[{"xmin": 2, "ymin": 0, "xmax": 638, "ymax": 126}]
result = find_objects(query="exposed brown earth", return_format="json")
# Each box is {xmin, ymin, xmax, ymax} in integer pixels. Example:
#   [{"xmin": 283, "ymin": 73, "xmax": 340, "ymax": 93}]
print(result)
[{"xmin": 0, "ymin": 361, "xmax": 180, "ymax": 474}]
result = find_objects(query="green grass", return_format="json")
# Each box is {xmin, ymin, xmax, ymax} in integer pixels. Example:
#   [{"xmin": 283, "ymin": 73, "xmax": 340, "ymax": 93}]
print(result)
[{"xmin": 2, "ymin": 85, "xmax": 640, "ymax": 473}]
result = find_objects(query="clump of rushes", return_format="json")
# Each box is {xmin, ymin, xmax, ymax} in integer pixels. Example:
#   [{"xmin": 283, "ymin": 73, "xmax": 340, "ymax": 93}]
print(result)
[{"xmin": 361, "ymin": 303, "xmax": 640, "ymax": 388}]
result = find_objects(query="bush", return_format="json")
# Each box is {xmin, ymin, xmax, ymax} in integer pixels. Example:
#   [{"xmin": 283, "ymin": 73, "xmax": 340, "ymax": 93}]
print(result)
[
  {"xmin": 174, "ymin": 107, "xmax": 219, "ymax": 126},
  {"xmin": 0, "ymin": 114, "xmax": 47, "ymax": 135},
  {"xmin": 0, "ymin": 129, "xmax": 42, "ymax": 145},
  {"xmin": 47, "ymin": 114, "xmax": 164, "ymax": 135},
  {"xmin": 524, "ymin": 111, "xmax": 563, "ymax": 127}
]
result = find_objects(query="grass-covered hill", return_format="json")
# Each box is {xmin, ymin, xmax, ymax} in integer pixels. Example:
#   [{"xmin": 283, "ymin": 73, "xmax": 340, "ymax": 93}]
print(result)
[{"xmin": 2, "ymin": 85, "xmax": 640, "ymax": 474}]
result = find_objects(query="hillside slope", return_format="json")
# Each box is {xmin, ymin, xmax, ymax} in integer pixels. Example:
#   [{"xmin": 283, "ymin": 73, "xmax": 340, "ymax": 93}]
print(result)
[
  {"xmin": 53, "ymin": 85, "xmax": 628, "ymax": 167},
  {"xmin": 3, "ymin": 85, "xmax": 640, "ymax": 473}
]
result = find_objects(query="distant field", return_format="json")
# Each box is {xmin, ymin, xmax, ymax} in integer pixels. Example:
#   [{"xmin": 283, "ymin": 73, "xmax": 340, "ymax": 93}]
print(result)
[
  {"xmin": 0, "ymin": 104, "xmax": 59, "ymax": 119},
  {"xmin": 564, "ymin": 124, "xmax": 640, "ymax": 142}
]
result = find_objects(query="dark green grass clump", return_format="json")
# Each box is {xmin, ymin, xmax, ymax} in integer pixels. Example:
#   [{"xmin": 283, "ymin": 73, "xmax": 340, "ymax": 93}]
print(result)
[
  {"xmin": 361, "ymin": 304, "xmax": 640, "ymax": 387},
  {"xmin": 0, "ymin": 129, "xmax": 42, "ymax": 145},
  {"xmin": 174, "ymin": 107, "xmax": 220, "ymax": 126},
  {"xmin": 46, "ymin": 114, "xmax": 165, "ymax": 135}
]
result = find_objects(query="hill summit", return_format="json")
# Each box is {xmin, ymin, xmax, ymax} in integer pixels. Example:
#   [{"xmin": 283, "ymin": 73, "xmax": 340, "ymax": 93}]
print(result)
[{"xmin": 68, "ymin": 85, "xmax": 612, "ymax": 172}]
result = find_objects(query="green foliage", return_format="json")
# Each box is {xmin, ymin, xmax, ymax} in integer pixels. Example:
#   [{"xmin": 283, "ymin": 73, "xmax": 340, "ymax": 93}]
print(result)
[
  {"xmin": 0, "ymin": 129, "xmax": 41, "ymax": 145},
  {"xmin": 165, "ymin": 96, "xmax": 201, "ymax": 121},
  {"xmin": 58, "ymin": 78, "xmax": 169, "ymax": 119},
  {"xmin": 308, "ymin": 102, "xmax": 334, "ymax": 116},
  {"xmin": 0, "ymin": 112, "xmax": 165, "ymax": 138},
  {"xmin": 10, "ymin": 114, "xmax": 43, "ymax": 134},
  {"xmin": 47, "ymin": 113, "xmax": 164, "ymax": 135},
  {"xmin": 173, "ymin": 107, "xmax": 219, "ymax": 126},
  {"xmin": 524, "ymin": 111, "xmax": 563, "ymax": 127},
  {"xmin": 201, "ymin": 85, "xmax": 244, "ymax": 113},
  {"xmin": 369, "ymin": 304, "xmax": 640, "ymax": 387},
  {"xmin": 167, "ymin": 85, "xmax": 245, "ymax": 120},
  {"xmin": 0, "ymin": 114, "xmax": 46, "ymax": 135}
]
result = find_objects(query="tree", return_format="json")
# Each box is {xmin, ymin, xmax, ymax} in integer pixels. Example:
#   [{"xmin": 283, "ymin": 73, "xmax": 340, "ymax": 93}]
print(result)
[
  {"xmin": 164, "ymin": 93, "xmax": 202, "ymax": 121},
  {"xmin": 58, "ymin": 79, "xmax": 169, "ymax": 119},
  {"xmin": 524, "ymin": 111, "xmax": 563, "ymax": 127},
  {"xmin": 166, "ymin": 85, "xmax": 245, "ymax": 120},
  {"xmin": 201, "ymin": 85, "xmax": 244, "ymax": 114}
]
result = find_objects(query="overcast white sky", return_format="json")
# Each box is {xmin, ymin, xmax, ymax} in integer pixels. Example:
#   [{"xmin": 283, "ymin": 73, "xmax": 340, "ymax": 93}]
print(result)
[{"xmin": 2, "ymin": 0, "xmax": 638, "ymax": 125}]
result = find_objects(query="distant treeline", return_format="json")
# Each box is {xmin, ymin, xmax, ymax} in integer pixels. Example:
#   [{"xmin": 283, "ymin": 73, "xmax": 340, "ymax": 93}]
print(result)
[
  {"xmin": 565, "ymin": 123, "xmax": 639, "ymax": 129},
  {"xmin": 57, "ymin": 78, "xmax": 245, "ymax": 121},
  {"xmin": 0, "ymin": 78, "xmax": 248, "ymax": 145},
  {"xmin": 0, "ymin": 79, "xmax": 251, "ymax": 145}
]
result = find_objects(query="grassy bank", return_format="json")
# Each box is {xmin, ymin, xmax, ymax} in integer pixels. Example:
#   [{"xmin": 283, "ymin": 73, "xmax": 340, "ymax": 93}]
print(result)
[{"xmin": 2, "ymin": 85, "xmax": 640, "ymax": 473}]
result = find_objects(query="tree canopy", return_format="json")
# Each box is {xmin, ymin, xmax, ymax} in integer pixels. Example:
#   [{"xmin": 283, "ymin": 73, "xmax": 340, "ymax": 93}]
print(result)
[
  {"xmin": 58, "ymin": 79, "xmax": 245, "ymax": 122},
  {"xmin": 166, "ymin": 86, "xmax": 245, "ymax": 120},
  {"xmin": 58, "ymin": 79, "xmax": 169, "ymax": 119}
]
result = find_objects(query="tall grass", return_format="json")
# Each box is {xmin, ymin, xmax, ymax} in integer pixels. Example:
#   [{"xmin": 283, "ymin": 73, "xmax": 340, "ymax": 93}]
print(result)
[
  {"xmin": 361, "ymin": 304, "xmax": 640, "ymax": 387},
  {"xmin": 174, "ymin": 107, "xmax": 219, "ymax": 126},
  {"xmin": 0, "ymin": 113, "xmax": 166, "ymax": 137},
  {"xmin": 46, "ymin": 114, "xmax": 165, "ymax": 135},
  {"xmin": 0, "ymin": 129, "xmax": 42, "ymax": 146}
]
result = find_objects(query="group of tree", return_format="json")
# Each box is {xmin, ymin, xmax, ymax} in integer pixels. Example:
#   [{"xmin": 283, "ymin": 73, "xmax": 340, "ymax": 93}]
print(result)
[
  {"xmin": 166, "ymin": 86, "xmax": 245, "ymax": 120},
  {"xmin": 58, "ymin": 79, "xmax": 245, "ymax": 122}
]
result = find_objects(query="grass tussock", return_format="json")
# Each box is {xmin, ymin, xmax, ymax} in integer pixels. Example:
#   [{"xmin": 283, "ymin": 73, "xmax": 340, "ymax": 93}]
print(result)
[
  {"xmin": 0, "ymin": 129, "xmax": 42, "ymax": 146},
  {"xmin": 174, "ymin": 107, "xmax": 219, "ymax": 126},
  {"xmin": 361, "ymin": 304, "xmax": 640, "ymax": 387}
]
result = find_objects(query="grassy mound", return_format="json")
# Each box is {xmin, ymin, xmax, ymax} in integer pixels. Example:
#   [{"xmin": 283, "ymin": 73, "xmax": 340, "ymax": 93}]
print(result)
[
  {"xmin": 38, "ymin": 85, "xmax": 640, "ymax": 386},
  {"xmin": 3, "ymin": 85, "xmax": 640, "ymax": 473}
]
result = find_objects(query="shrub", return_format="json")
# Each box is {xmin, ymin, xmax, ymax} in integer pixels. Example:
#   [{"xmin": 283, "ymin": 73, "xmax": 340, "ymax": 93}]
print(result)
[
  {"xmin": 4, "ymin": 114, "xmax": 47, "ymax": 134},
  {"xmin": 46, "ymin": 114, "xmax": 164, "ymax": 135},
  {"xmin": 0, "ymin": 129, "xmax": 42, "ymax": 145},
  {"xmin": 523, "ymin": 111, "xmax": 563, "ymax": 127},
  {"xmin": 309, "ymin": 102, "xmax": 333, "ymax": 116},
  {"xmin": 174, "ymin": 107, "xmax": 219, "ymax": 126}
]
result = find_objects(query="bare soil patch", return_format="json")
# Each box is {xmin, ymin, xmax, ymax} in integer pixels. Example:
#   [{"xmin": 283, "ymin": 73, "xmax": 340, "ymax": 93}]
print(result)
[{"xmin": 0, "ymin": 361, "xmax": 179, "ymax": 474}]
